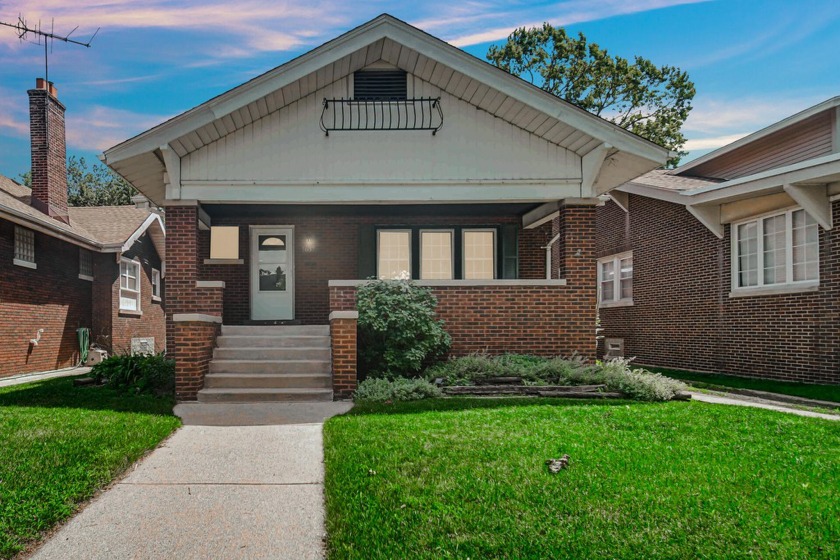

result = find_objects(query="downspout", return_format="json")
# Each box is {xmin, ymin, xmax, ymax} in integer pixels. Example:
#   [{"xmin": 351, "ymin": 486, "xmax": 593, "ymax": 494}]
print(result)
[{"xmin": 542, "ymin": 233, "xmax": 561, "ymax": 280}]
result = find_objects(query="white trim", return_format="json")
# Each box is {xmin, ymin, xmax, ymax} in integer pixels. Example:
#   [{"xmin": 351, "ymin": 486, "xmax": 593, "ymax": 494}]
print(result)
[
  {"xmin": 78, "ymin": 274, "xmax": 94, "ymax": 282},
  {"xmin": 249, "ymin": 225, "xmax": 295, "ymax": 321},
  {"xmin": 204, "ymin": 258, "xmax": 244, "ymax": 265},
  {"xmin": 119, "ymin": 258, "xmax": 142, "ymax": 312},
  {"xmin": 686, "ymin": 204, "xmax": 724, "ymax": 239},
  {"xmin": 172, "ymin": 313, "xmax": 222, "ymax": 323},
  {"xmin": 608, "ymin": 191, "xmax": 629, "ymax": 213},
  {"xmin": 152, "ymin": 268, "xmax": 162, "ymax": 299},
  {"xmin": 151, "ymin": 296, "xmax": 162, "ymax": 303},
  {"xmin": 329, "ymin": 310, "xmax": 359, "ymax": 320},
  {"xmin": 730, "ymin": 206, "xmax": 820, "ymax": 292},
  {"xmin": 581, "ymin": 143, "xmax": 612, "ymax": 196},
  {"xmin": 597, "ymin": 251, "xmax": 633, "ymax": 307},
  {"xmin": 782, "ymin": 183, "xmax": 833, "ymax": 230},
  {"xmin": 0, "ymin": 207, "xmax": 98, "ymax": 251},
  {"xmin": 729, "ymin": 283, "xmax": 819, "ymax": 298},
  {"xmin": 13, "ymin": 258, "xmax": 37, "ymax": 270},
  {"xmin": 328, "ymin": 279, "xmax": 567, "ymax": 287},
  {"xmin": 119, "ymin": 309, "xmax": 143, "ymax": 317},
  {"xmin": 196, "ymin": 280, "xmax": 225, "ymax": 288},
  {"xmin": 121, "ymin": 213, "xmax": 166, "ymax": 254}
]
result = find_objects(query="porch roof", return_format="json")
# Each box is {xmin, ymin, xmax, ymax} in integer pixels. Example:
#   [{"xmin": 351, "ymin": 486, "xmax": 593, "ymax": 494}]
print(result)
[{"xmin": 102, "ymin": 14, "xmax": 669, "ymax": 207}]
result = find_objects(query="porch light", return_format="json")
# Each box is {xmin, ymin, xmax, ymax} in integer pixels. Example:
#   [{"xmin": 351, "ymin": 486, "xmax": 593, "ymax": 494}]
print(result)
[{"xmin": 303, "ymin": 236, "xmax": 317, "ymax": 253}]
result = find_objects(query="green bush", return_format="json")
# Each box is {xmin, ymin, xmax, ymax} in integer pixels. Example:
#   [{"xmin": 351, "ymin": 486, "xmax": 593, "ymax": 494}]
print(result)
[
  {"xmin": 426, "ymin": 354, "xmax": 687, "ymax": 401},
  {"xmin": 354, "ymin": 377, "xmax": 442, "ymax": 403},
  {"xmin": 357, "ymin": 279, "xmax": 451, "ymax": 378},
  {"xmin": 91, "ymin": 353, "xmax": 175, "ymax": 396}
]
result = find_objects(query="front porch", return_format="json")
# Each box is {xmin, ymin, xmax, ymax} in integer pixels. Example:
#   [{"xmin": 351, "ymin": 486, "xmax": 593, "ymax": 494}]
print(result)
[{"xmin": 165, "ymin": 202, "xmax": 598, "ymax": 401}]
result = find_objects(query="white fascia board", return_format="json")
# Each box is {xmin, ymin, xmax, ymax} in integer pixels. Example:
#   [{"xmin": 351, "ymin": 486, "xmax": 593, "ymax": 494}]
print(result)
[
  {"xmin": 102, "ymin": 16, "xmax": 668, "ymax": 167},
  {"xmin": 580, "ymin": 143, "xmax": 612, "ymax": 196},
  {"xmin": 121, "ymin": 213, "xmax": 166, "ymax": 254},
  {"xmin": 677, "ymin": 96, "xmax": 840, "ymax": 175},
  {"xmin": 181, "ymin": 180, "xmax": 582, "ymax": 204}
]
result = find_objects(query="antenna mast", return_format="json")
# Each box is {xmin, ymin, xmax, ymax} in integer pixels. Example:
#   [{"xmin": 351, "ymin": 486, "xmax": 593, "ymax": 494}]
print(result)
[{"xmin": 0, "ymin": 14, "xmax": 99, "ymax": 83}]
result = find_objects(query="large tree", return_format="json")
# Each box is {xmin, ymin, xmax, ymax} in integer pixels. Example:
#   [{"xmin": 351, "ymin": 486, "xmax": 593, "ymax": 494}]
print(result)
[
  {"xmin": 19, "ymin": 156, "xmax": 137, "ymax": 206},
  {"xmin": 487, "ymin": 24, "xmax": 695, "ymax": 167}
]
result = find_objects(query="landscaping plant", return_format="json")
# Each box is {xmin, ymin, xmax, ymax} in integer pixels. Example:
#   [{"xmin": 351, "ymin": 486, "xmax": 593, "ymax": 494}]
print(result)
[
  {"xmin": 355, "ymin": 378, "xmax": 442, "ymax": 403},
  {"xmin": 91, "ymin": 352, "xmax": 175, "ymax": 396},
  {"xmin": 356, "ymin": 279, "xmax": 451, "ymax": 378}
]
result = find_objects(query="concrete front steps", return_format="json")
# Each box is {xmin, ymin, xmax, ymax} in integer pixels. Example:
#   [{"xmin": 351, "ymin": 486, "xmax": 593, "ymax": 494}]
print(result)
[{"xmin": 198, "ymin": 325, "xmax": 332, "ymax": 403}]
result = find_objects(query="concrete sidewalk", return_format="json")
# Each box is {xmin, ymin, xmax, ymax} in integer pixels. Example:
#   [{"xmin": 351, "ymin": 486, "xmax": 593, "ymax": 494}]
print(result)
[
  {"xmin": 0, "ymin": 366, "xmax": 91, "ymax": 388},
  {"xmin": 690, "ymin": 391, "xmax": 840, "ymax": 421},
  {"xmin": 32, "ymin": 424, "xmax": 329, "ymax": 559}
]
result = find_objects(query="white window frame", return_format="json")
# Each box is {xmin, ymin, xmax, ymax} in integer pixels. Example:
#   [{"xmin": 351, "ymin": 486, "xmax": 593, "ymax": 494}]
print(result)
[
  {"xmin": 120, "ymin": 258, "xmax": 142, "ymax": 313},
  {"xmin": 376, "ymin": 229, "xmax": 412, "ymax": 279},
  {"xmin": 419, "ymin": 229, "xmax": 455, "ymax": 280},
  {"xmin": 13, "ymin": 226, "xmax": 36, "ymax": 269},
  {"xmin": 730, "ymin": 206, "xmax": 819, "ymax": 296},
  {"xmin": 151, "ymin": 268, "xmax": 162, "ymax": 301},
  {"xmin": 78, "ymin": 249, "xmax": 93, "ymax": 281},
  {"xmin": 597, "ymin": 251, "xmax": 633, "ymax": 308},
  {"xmin": 462, "ymin": 228, "xmax": 497, "ymax": 280}
]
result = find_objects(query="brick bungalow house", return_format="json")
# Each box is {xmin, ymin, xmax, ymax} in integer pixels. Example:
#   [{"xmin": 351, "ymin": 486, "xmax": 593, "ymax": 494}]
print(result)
[
  {"xmin": 0, "ymin": 79, "xmax": 166, "ymax": 377},
  {"xmin": 102, "ymin": 14, "xmax": 669, "ymax": 402},
  {"xmin": 597, "ymin": 96, "xmax": 840, "ymax": 385}
]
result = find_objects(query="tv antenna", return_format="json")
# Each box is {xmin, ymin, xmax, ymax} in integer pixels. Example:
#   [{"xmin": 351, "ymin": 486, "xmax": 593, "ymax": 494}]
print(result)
[{"xmin": 0, "ymin": 14, "xmax": 99, "ymax": 84}]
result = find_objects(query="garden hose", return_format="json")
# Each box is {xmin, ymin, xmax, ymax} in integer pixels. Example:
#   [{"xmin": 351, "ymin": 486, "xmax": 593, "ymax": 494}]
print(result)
[{"xmin": 77, "ymin": 327, "xmax": 90, "ymax": 366}]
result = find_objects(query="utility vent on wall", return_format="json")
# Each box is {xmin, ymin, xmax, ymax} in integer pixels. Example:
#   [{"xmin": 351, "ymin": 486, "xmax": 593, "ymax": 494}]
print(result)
[
  {"xmin": 354, "ymin": 70, "xmax": 407, "ymax": 100},
  {"xmin": 131, "ymin": 337, "xmax": 155, "ymax": 356},
  {"xmin": 604, "ymin": 338, "xmax": 624, "ymax": 359}
]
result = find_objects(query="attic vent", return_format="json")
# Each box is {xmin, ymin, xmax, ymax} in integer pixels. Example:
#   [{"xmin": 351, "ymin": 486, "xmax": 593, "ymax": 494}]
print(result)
[{"xmin": 354, "ymin": 70, "xmax": 407, "ymax": 100}]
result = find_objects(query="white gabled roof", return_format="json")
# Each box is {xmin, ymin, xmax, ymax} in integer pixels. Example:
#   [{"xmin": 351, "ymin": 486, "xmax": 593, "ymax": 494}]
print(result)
[{"xmin": 103, "ymin": 14, "xmax": 669, "ymax": 203}]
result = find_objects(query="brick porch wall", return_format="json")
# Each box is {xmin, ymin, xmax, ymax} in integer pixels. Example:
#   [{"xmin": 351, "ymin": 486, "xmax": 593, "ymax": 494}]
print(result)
[{"xmin": 596, "ymin": 195, "xmax": 840, "ymax": 385}]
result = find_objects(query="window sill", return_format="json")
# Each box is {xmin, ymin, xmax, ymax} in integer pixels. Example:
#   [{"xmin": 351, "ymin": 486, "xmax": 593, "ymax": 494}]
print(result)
[
  {"xmin": 13, "ymin": 258, "xmax": 36, "ymax": 270},
  {"xmin": 599, "ymin": 299, "xmax": 633, "ymax": 309},
  {"xmin": 729, "ymin": 283, "xmax": 819, "ymax": 298},
  {"xmin": 119, "ymin": 309, "xmax": 143, "ymax": 317},
  {"xmin": 151, "ymin": 296, "xmax": 162, "ymax": 303},
  {"xmin": 78, "ymin": 274, "xmax": 94, "ymax": 282},
  {"xmin": 204, "ymin": 258, "xmax": 244, "ymax": 265}
]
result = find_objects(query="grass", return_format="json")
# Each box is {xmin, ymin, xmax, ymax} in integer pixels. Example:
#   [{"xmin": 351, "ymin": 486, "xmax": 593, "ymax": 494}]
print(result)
[
  {"xmin": 644, "ymin": 366, "xmax": 840, "ymax": 404},
  {"xmin": 0, "ymin": 376, "xmax": 180, "ymax": 558},
  {"xmin": 324, "ymin": 398, "xmax": 840, "ymax": 559}
]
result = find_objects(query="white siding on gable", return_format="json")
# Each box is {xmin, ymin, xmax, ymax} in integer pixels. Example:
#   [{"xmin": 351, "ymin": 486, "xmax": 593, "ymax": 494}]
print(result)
[{"xmin": 180, "ymin": 73, "xmax": 580, "ymax": 186}]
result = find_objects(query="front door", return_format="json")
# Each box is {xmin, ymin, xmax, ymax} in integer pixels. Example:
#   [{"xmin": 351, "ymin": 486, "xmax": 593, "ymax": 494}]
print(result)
[{"xmin": 250, "ymin": 226, "xmax": 295, "ymax": 321}]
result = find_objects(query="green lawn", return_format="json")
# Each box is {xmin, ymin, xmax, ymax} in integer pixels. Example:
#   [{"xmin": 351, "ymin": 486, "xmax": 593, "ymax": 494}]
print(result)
[
  {"xmin": 644, "ymin": 366, "xmax": 840, "ymax": 404},
  {"xmin": 0, "ymin": 377, "xmax": 180, "ymax": 558},
  {"xmin": 324, "ymin": 398, "xmax": 840, "ymax": 559}
]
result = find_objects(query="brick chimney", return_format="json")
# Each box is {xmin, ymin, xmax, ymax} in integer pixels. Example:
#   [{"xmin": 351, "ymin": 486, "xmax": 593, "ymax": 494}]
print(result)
[{"xmin": 28, "ymin": 78, "xmax": 69, "ymax": 223}]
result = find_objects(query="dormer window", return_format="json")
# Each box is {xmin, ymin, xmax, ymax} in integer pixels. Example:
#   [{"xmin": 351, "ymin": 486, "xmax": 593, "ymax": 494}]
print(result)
[{"xmin": 354, "ymin": 70, "xmax": 407, "ymax": 100}]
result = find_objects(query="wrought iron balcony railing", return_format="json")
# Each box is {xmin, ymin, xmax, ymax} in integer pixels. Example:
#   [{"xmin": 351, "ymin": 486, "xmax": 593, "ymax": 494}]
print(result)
[{"xmin": 319, "ymin": 97, "xmax": 443, "ymax": 135}]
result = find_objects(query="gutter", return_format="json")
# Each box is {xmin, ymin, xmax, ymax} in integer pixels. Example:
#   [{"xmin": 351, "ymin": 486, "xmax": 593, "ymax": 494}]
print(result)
[
  {"xmin": 542, "ymin": 233, "xmax": 561, "ymax": 280},
  {"xmin": 0, "ymin": 206, "xmax": 101, "ymax": 250}
]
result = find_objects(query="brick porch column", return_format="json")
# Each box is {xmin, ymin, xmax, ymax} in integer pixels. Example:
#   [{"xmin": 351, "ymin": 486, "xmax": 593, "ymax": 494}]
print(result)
[
  {"xmin": 558, "ymin": 203, "xmax": 598, "ymax": 359},
  {"xmin": 165, "ymin": 205, "xmax": 223, "ymax": 401},
  {"xmin": 329, "ymin": 310, "xmax": 358, "ymax": 400}
]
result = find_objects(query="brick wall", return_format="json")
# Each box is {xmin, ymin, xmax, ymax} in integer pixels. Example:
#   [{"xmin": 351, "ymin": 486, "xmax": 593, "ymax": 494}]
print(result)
[
  {"xmin": 28, "ymin": 85, "xmax": 69, "ymax": 222},
  {"xmin": 330, "ymin": 315, "xmax": 358, "ymax": 399},
  {"xmin": 0, "ymin": 218, "xmax": 92, "ymax": 376},
  {"xmin": 199, "ymin": 210, "xmax": 565, "ymax": 325},
  {"xmin": 596, "ymin": 195, "xmax": 840, "ymax": 385}
]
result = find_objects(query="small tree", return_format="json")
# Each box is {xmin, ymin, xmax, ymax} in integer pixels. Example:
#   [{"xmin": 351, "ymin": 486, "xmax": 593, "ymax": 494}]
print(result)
[
  {"xmin": 356, "ymin": 279, "xmax": 451, "ymax": 378},
  {"xmin": 488, "ymin": 24, "xmax": 695, "ymax": 166}
]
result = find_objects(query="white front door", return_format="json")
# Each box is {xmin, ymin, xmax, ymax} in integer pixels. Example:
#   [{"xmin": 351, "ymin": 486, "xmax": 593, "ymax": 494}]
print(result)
[{"xmin": 250, "ymin": 226, "xmax": 295, "ymax": 320}]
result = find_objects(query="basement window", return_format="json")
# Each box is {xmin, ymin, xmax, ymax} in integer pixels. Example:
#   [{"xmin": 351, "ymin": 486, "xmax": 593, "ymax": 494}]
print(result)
[
  {"xmin": 79, "ymin": 249, "xmax": 93, "ymax": 280},
  {"xmin": 13, "ymin": 226, "xmax": 36, "ymax": 269},
  {"xmin": 354, "ymin": 70, "xmax": 407, "ymax": 100},
  {"xmin": 120, "ymin": 259, "xmax": 141, "ymax": 312}
]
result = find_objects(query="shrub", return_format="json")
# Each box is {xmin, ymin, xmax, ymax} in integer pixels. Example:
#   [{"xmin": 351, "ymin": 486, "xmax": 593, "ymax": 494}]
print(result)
[
  {"xmin": 354, "ymin": 377, "xmax": 442, "ymax": 403},
  {"xmin": 357, "ymin": 279, "xmax": 451, "ymax": 378},
  {"xmin": 425, "ymin": 354, "xmax": 687, "ymax": 401},
  {"xmin": 91, "ymin": 353, "xmax": 175, "ymax": 396}
]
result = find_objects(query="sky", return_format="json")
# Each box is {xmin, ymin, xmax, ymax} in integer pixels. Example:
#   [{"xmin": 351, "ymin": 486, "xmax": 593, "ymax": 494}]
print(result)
[{"xmin": 1, "ymin": 0, "xmax": 839, "ymax": 179}]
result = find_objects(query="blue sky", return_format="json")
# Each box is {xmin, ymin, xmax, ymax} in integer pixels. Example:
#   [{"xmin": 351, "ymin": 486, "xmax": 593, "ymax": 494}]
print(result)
[{"xmin": 1, "ymin": 0, "xmax": 838, "ymax": 179}]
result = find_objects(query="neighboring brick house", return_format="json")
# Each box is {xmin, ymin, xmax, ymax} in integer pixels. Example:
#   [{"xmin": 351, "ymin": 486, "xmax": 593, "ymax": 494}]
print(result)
[
  {"xmin": 102, "ymin": 15, "xmax": 669, "ymax": 402},
  {"xmin": 596, "ymin": 97, "xmax": 840, "ymax": 385},
  {"xmin": 0, "ymin": 79, "xmax": 166, "ymax": 378}
]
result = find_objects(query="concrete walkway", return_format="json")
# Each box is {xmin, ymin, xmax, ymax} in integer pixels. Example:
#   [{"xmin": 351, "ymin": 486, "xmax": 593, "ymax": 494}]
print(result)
[
  {"xmin": 690, "ymin": 391, "xmax": 840, "ymax": 421},
  {"xmin": 33, "ymin": 424, "xmax": 331, "ymax": 559},
  {"xmin": 0, "ymin": 366, "xmax": 90, "ymax": 388}
]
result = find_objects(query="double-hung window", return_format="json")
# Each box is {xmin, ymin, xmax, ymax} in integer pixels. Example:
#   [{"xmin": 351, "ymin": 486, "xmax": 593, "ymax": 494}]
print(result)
[
  {"xmin": 120, "ymin": 259, "xmax": 141, "ymax": 312},
  {"xmin": 14, "ymin": 226, "xmax": 36, "ymax": 269},
  {"xmin": 598, "ymin": 252, "xmax": 632, "ymax": 306},
  {"xmin": 732, "ymin": 208, "xmax": 818, "ymax": 292},
  {"xmin": 375, "ymin": 228, "xmax": 498, "ymax": 280},
  {"xmin": 151, "ymin": 269, "xmax": 162, "ymax": 300},
  {"xmin": 463, "ymin": 229, "xmax": 496, "ymax": 280},
  {"xmin": 377, "ymin": 230, "xmax": 412, "ymax": 279},
  {"xmin": 420, "ymin": 230, "xmax": 454, "ymax": 280}
]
